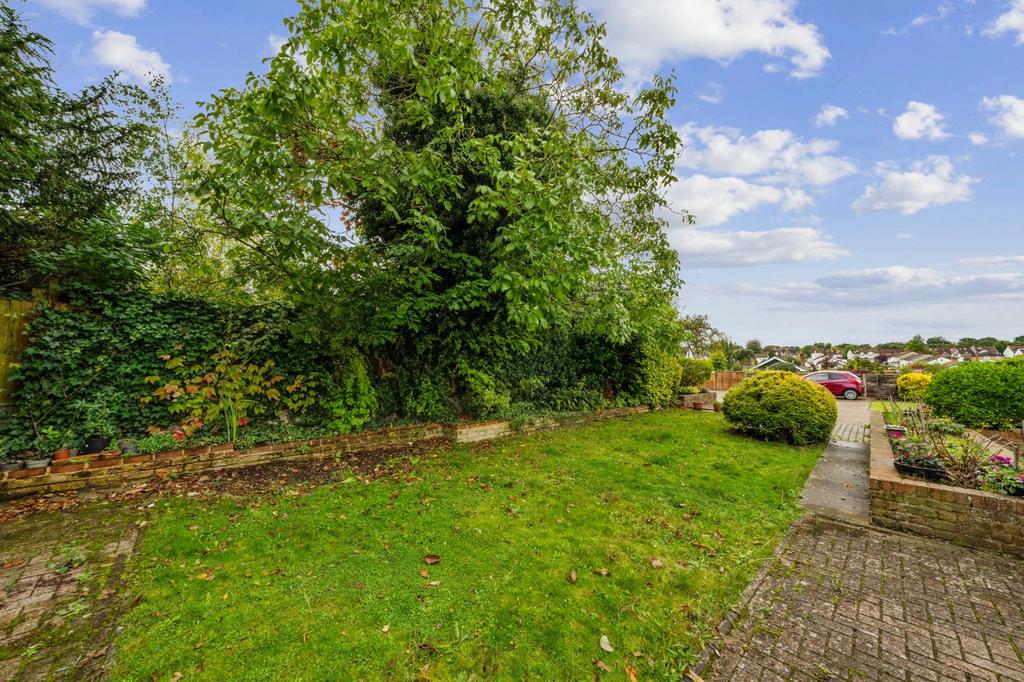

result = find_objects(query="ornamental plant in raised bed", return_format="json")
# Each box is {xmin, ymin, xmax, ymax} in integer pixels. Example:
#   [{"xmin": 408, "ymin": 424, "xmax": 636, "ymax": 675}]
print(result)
[{"xmin": 883, "ymin": 399, "xmax": 1022, "ymax": 495}]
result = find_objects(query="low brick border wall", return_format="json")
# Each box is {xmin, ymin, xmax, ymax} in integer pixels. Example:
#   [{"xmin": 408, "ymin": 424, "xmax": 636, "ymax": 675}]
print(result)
[
  {"xmin": 868, "ymin": 412, "xmax": 1024, "ymax": 555},
  {"xmin": 1, "ymin": 406, "xmax": 654, "ymax": 500}
]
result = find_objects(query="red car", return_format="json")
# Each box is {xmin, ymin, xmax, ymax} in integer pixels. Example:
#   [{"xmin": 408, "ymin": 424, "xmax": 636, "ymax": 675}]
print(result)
[{"xmin": 804, "ymin": 371, "xmax": 864, "ymax": 400}]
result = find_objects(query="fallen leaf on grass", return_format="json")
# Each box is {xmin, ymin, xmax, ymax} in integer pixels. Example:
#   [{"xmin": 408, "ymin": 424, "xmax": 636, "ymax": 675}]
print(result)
[
  {"xmin": 423, "ymin": 554, "xmax": 441, "ymax": 565},
  {"xmin": 568, "ymin": 569, "xmax": 577, "ymax": 584},
  {"xmin": 595, "ymin": 660, "xmax": 611, "ymax": 672},
  {"xmin": 625, "ymin": 664, "xmax": 639, "ymax": 681},
  {"xmin": 382, "ymin": 624, "xmax": 390, "ymax": 633},
  {"xmin": 593, "ymin": 568, "xmax": 610, "ymax": 577},
  {"xmin": 195, "ymin": 572, "xmax": 214, "ymax": 582},
  {"xmin": 419, "ymin": 569, "xmax": 429, "ymax": 578},
  {"xmin": 650, "ymin": 559, "xmax": 663, "ymax": 568},
  {"xmin": 599, "ymin": 635, "xmax": 613, "ymax": 652}
]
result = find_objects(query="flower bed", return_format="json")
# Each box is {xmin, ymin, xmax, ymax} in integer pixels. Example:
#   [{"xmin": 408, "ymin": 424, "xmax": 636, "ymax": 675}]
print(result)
[{"xmin": 868, "ymin": 412, "xmax": 1024, "ymax": 555}]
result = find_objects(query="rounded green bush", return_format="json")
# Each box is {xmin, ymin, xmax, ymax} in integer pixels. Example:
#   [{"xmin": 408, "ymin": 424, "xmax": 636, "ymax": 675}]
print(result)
[
  {"xmin": 721, "ymin": 371, "xmax": 837, "ymax": 445},
  {"xmin": 924, "ymin": 358, "xmax": 1024, "ymax": 429}
]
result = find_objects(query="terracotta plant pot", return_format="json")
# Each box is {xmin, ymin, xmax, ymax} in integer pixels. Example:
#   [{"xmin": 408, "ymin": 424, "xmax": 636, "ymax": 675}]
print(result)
[
  {"xmin": 692, "ymin": 402, "xmax": 704, "ymax": 411},
  {"xmin": 713, "ymin": 402, "xmax": 722, "ymax": 412},
  {"xmin": 50, "ymin": 447, "xmax": 79, "ymax": 461}
]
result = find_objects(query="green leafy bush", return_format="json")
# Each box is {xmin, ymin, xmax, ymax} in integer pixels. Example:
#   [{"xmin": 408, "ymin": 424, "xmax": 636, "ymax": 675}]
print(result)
[
  {"xmin": 924, "ymin": 359, "xmax": 1024, "ymax": 429},
  {"xmin": 896, "ymin": 373, "xmax": 932, "ymax": 401},
  {"xmin": 634, "ymin": 343, "xmax": 681, "ymax": 408},
  {"xmin": 722, "ymin": 371, "xmax": 837, "ymax": 445},
  {"xmin": 678, "ymin": 358, "xmax": 712, "ymax": 390}
]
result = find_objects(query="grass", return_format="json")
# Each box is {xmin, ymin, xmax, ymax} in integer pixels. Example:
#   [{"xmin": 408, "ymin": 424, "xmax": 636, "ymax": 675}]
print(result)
[
  {"xmin": 112, "ymin": 410, "xmax": 822, "ymax": 680},
  {"xmin": 870, "ymin": 400, "xmax": 915, "ymax": 413}
]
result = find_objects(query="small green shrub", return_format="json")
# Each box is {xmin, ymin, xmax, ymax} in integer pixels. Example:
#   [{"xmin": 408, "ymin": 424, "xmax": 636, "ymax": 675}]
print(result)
[
  {"xmin": 678, "ymin": 358, "xmax": 712, "ymax": 390},
  {"xmin": 722, "ymin": 371, "xmax": 837, "ymax": 445},
  {"xmin": 924, "ymin": 359, "xmax": 1024, "ymax": 429},
  {"xmin": 896, "ymin": 373, "xmax": 932, "ymax": 401}
]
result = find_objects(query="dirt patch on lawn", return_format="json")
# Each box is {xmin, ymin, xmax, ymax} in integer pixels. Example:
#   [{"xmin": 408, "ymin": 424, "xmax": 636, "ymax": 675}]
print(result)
[{"xmin": 0, "ymin": 439, "xmax": 452, "ymax": 525}]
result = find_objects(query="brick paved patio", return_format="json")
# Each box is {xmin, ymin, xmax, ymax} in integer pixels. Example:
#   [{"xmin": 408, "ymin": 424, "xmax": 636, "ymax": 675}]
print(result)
[{"xmin": 701, "ymin": 516, "xmax": 1024, "ymax": 681}]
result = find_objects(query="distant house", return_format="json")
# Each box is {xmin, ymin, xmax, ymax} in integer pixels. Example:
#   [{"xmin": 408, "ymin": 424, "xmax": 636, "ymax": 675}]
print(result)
[{"xmin": 751, "ymin": 356, "xmax": 805, "ymax": 372}]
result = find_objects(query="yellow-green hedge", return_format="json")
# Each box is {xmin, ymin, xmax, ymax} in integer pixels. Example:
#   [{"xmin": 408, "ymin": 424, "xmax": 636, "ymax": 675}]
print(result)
[{"xmin": 896, "ymin": 373, "xmax": 932, "ymax": 401}]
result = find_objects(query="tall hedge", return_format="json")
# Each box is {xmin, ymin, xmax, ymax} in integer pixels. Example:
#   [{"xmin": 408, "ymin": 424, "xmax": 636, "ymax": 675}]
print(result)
[
  {"xmin": 722, "ymin": 371, "xmax": 837, "ymax": 445},
  {"xmin": 924, "ymin": 359, "xmax": 1024, "ymax": 429}
]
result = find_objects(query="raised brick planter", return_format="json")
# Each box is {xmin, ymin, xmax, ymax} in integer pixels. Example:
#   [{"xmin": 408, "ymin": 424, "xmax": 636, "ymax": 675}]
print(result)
[
  {"xmin": 1, "ymin": 406, "xmax": 652, "ymax": 501},
  {"xmin": 679, "ymin": 392, "xmax": 716, "ymax": 409},
  {"xmin": 868, "ymin": 412, "xmax": 1024, "ymax": 556}
]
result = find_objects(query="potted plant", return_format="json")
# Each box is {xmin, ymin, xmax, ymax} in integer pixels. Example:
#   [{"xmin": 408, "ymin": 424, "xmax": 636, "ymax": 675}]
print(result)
[
  {"xmin": 79, "ymin": 396, "xmax": 115, "ymax": 454},
  {"xmin": 1, "ymin": 457, "xmax": 22, "ymax": 473},
  {"xmin": 893, "ymin": 447, "xmax": 946, "ymax": 482},
  {"xmin": 692, "ymin": 401, "xmax": 704, "ymax": 411},
  {"xmin": 38, "ymin": 427, "xmax": 77, "ymax": 461}
]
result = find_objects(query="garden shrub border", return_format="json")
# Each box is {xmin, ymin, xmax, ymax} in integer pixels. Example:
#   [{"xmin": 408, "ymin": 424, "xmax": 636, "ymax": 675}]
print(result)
[
  {"xmin": 868, "ymin": 412, "xmax": 1024, "ymax": 556},
  {"xmin": 0, "ymin": 406, "xmax": 655, "ymax": 500}
]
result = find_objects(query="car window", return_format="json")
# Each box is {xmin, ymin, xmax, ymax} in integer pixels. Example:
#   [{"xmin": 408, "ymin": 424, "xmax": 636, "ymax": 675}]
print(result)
[
  {"xmin": 807, "ymin": 373, "xmax": 827, "ymax": 381},
  {"xmin": 828, "ymin": 373, "xmax": 848, "ymax": 380}
]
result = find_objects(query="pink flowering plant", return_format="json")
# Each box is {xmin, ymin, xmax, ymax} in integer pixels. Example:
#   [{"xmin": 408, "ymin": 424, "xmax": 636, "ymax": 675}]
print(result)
[{"xmin": 982, "ymin": 454, "xmax": 1024, "ymax": 496}]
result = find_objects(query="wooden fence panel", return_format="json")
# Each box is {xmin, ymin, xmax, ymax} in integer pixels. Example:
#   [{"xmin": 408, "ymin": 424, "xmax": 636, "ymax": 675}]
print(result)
[
  {"xmin": 704, "ymin": 371, "xmax": 748, "ymax": 392},
  {"xmin": 0, "ymin": 299, "xmax": 35, "ymax": 407}
]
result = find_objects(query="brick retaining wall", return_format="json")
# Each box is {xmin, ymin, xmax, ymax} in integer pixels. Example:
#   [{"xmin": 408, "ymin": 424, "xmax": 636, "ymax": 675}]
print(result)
[
  {"xmin": 868, "ymin": 412, "xmax": 1024, "ymax": 556},
  {"xmin": 1, "ymin": 406, "xmax": 655, "ymax": 501}
]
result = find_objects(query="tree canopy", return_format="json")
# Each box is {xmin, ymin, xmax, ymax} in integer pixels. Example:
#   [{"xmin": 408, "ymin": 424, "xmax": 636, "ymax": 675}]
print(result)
[{"xmin": 192, "ymin": 0, "xmax": 686, "ymax": 406}]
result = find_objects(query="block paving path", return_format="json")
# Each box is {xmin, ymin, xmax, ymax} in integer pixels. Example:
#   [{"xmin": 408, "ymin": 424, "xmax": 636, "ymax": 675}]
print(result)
[
  {"xmin": 0, "ymin": 503, "xmax": 138, "ymax": 680},
  {"xmin": 701, "ymin": 516, "xmax": 1024, "ymax": 681}
]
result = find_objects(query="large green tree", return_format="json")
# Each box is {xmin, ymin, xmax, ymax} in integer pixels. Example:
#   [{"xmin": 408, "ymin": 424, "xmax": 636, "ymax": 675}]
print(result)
[
  {"xmin": 0, "ymin": 2, "xmax": 168, "ymax": 295},
  {"xmin": 193, "ymin": 0, "xmax": 684, "ymax": 410}
]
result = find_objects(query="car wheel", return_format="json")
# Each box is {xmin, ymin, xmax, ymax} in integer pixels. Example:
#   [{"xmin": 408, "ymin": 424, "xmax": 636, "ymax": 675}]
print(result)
[{"xmin": 843, "ymin": 389, "xmax": 859, "ymax": 401}]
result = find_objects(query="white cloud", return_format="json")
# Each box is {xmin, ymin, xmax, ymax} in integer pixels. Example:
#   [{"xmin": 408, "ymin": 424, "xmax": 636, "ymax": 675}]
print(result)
[
  {"xmin": 957, "ymin": 255, "xmax": 1024, "ymax": 267},
  {"xmin": 814, "ymin": 104, "xmax": 848, "ymax": 127},
  {"xmin": 981, "ymin": 95, "xmax": 1024, "ymax": 138},
  {"xmin": 893, "ymin": 101, "xmax": 951, "ymax": 141},
  {"xmin": 91, "ymin": 30, "xmax": 171, "ymax": 84},
  {"xmin": 673, "ymin": 226, "xmax": 847, "ymax": 267},
  {"xmin": 697, "ymin": 81, "xmax": 724, "ymax": 104},
  {"xmin": 852, "ymin": 156, "xmax": 976, "ymax": 215},
  {"xmin": 667, "ymin": 175, "xmax": 810, "ymax": 227},
  {"xmin": 911, "ymin": 2, "xmax": 953, "ymax": 28},
  {"xmin": 582, "ymin": 0, "xmax": 830, "ymax": 80},
  {"xmin": 36, "ymin": 0, "xmax": 145, "ymax": 24},
  {"xmin": 678, "ymin": 124, "xmax": 856, "ymax": 186},
  {"xmin": 968, "ymin": 132, "xmax": 990, "ymax": 146},
  {"xmin": 731, "ymin": 265, "xmax": 1024, "ymax": 308},
  {"xmin": 267, "ymin": 33, "xmax": 288, "ymax": 54},
  {"xmin": 984, "ymin": 0, "xmax": 1024, "ymax": 45}
]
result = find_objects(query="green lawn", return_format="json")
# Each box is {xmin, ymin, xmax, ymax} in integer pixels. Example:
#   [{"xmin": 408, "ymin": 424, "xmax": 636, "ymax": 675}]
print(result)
[
  {"xmin": 870, "ymin": 400, "xmax": 915, "ymax": 412},
  {"xmin": 112, "ymin": 410, "xmax": 821, "ymax": 680}
]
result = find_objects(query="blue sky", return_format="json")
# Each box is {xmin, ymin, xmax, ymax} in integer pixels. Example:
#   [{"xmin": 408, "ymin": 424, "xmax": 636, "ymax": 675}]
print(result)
[{"xmin": 20, "ymin": 0, "xmax": 1024, "ymax": 345}]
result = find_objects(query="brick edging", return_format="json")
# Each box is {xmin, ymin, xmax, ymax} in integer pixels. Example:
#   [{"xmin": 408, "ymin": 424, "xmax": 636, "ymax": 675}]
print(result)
[
  {"xmin": 867, "ymin": 412, "xmax": 1024, "ymax": 555},
  {"xmin": 1, "ymin": 406, "xmax": 655, "ymax": 501}
]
